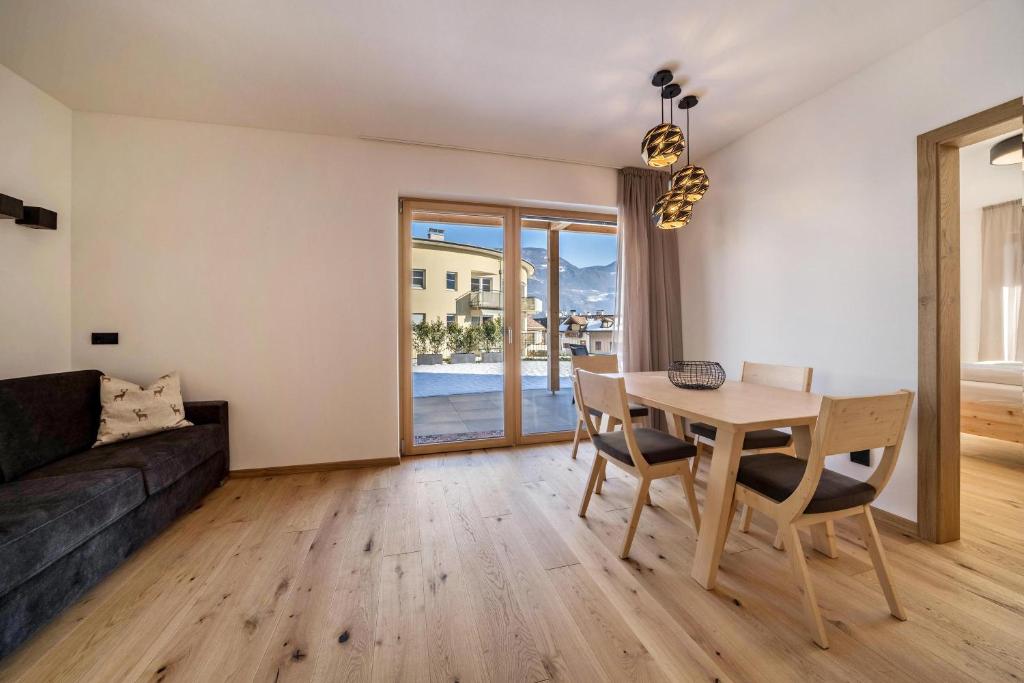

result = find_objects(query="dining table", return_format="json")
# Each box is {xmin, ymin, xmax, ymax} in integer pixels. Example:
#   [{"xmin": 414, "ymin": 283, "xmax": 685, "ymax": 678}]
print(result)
[{"xmin": 618, "ymin": 371, "xmax": 825, "ymax": 590}]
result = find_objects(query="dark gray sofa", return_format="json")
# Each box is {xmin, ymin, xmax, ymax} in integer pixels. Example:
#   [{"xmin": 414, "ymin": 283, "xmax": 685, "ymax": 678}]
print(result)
[{"xmin": 0, "ymin": 370, "xmax": 228, "ymax": 658}]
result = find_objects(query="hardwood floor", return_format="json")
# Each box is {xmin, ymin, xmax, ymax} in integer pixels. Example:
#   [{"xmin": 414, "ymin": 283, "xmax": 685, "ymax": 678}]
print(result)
[{"xmin": 1, "ymin": 438, "xmax": 1022, "ymax": 682}]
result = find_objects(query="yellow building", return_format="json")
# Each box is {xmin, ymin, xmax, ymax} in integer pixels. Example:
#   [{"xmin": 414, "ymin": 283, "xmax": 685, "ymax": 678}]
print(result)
[{"xmin": 409, "ymin": 235, "xmax": 540, "ymax": 330}]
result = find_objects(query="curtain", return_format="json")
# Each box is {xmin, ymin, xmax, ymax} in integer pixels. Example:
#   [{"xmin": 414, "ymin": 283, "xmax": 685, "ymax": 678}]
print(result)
[
  {"xmin": 979, "ymin": 200, "xmax": 1024, "ymax": 361},
  {"xmin": 616, "ymin": 167, "xmax": 685, "ymax": 375}
]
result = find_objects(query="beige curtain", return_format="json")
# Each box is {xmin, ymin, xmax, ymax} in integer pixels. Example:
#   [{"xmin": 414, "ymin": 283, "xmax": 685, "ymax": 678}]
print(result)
[
  {"xmin": 616, "ymin": 167, "xmax": 684, "ymax": 374},
  {"xmin": 979, "ymin": 200, "xmax": 1024, "ymax": 361}
]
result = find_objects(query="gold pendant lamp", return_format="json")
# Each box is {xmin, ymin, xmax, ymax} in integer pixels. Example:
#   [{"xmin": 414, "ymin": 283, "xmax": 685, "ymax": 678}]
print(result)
[
  {"xmin": 649, "ymin": 90, "xmax": 710, "ymax": 229},
  {"xmin": 640, "ymin": 71, "xmax": 685, "ymax": 168}
]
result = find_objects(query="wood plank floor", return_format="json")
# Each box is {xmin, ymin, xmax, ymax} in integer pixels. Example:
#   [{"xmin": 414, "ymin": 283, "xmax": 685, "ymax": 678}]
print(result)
[{"xmin": 1, "ymin": 436, "xmax": 1022, "ymax": 682}]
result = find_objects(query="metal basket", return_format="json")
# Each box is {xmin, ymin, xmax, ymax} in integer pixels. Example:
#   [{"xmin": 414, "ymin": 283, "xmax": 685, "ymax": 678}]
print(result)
[{"xmin": 667, "ymin": 361, "xmax": 726, "ymax": 390}]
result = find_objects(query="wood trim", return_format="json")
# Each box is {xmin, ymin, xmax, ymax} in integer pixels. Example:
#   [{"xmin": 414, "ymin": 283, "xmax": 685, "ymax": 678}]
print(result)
[
  {"xmin": 916, "ymin": 98, "xmax": 1023, "ymax": 544},
  {"xmin": 230, "ymin": 456, "xmax": 401, "ymax": 478},
  {"xmin": 869, "ymin": 506, "xmax": 919, "ymax": 539},
  {"xmin": 547, "ymin": 226, "xmax": 560, "ymax": 392}
]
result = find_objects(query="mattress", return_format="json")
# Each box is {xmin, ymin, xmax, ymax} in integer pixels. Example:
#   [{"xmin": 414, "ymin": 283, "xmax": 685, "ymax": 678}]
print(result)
[
  {"xmin": 960, "ymin": 361, "xmax": 1023, "ymax": 387},
  {"xmin": 961, "ymin": 379, "xmax": 1023, "ymax": 405}
]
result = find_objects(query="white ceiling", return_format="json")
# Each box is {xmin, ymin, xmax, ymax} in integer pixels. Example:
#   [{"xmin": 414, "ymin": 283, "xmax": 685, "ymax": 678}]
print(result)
[{"xmin": 0, "ymin": 0, "xmax": 983, "ymax": 168}]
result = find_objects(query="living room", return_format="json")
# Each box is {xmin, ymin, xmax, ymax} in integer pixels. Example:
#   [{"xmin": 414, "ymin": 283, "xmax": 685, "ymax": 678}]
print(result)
[{"xmin": 0, "ymin": 1, "xmax": 1021, "ymax": 680}]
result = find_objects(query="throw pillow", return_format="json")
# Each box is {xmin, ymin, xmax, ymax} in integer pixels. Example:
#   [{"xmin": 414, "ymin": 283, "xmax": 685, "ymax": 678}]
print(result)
[{"xmin": 94, "ymin": 372, "xmax": 193, "ymax": 446}]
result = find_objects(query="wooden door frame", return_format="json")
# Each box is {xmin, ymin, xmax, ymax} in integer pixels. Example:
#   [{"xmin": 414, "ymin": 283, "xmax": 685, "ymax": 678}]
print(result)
[
  {"xmin": 399, "ymin": 199, "xmax": 617, "ymax": 454},
  {"xmin": 917, "ymin": 98, "xmax": 1022, "ymax": 543}
]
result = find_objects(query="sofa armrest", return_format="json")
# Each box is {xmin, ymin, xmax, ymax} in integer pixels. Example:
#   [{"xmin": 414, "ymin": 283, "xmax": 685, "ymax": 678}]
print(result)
[{"xmin": 184, "ymin": 401, "xmax": 229, "ymax": 477}]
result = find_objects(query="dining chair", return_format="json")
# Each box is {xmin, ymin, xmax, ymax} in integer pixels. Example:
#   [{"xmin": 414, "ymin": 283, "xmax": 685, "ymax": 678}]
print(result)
[
  {"xmin": 575, "ymin": 369, "xmax": 701, "ymax": 558},
  {"xmin": 725, "ymin": 390, "xmax": 914, "ymax": 648},
  {"xmin": 689, "ymin": 361, "xmax": 813, "ymax": 541},
  {"xmin": 569, "ymin": 354, "xmax": 650, "ymax": 460}
]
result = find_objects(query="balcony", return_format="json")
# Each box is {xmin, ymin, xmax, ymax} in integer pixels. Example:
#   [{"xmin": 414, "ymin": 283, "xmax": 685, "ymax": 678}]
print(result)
[{"xmin": 463, "ymin": 291, "xmax": 542, "ymax": 314}]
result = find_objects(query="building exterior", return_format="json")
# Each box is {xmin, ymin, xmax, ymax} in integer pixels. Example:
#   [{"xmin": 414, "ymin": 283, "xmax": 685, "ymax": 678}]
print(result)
[{"xmin": 410, "ymin": 234, "xmax": 540, "ymax": 330}]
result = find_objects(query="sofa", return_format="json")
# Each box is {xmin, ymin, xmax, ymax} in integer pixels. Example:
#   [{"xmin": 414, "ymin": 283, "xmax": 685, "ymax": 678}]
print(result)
[{"xmin": 0, "ymin": 370, "xmax": 229, "ymax": 658}]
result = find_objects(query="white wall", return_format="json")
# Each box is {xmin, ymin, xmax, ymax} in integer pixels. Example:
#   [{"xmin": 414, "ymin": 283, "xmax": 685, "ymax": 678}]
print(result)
[
  {"xmin": 0, "ymin": 64, "xmax": 72, "ymax": 378},
  {"xmin": 71, "ymin": 113, "xmax": 615, "ymax": 470},
  {"xmin": 678, "ymin": 0, "xmax": 1023, "ymax": 520},
  {"xmin": 959, "ymin": 132, "xmax": 1022, "ymax": 362}
]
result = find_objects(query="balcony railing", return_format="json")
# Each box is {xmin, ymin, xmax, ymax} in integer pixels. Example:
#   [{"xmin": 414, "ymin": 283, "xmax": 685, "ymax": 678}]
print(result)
[{"xmin": 465, "ymin": 291, "xmax": 542, "ymax": 313}]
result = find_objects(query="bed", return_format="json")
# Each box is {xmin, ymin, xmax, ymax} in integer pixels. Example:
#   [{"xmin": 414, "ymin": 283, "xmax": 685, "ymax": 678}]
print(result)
[{"xmin": 960, "ymin": 361, "xmax": 1023, "ymax": 444}]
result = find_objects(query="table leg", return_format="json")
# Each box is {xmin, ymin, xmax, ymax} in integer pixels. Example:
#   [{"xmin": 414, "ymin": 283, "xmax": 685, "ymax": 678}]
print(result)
[
  {"xmin": 791, "ymin": 425, "xmax": 838, "ymax": 558},
  {"xmin": 691, "ymin": 425, "xmax": 744, "ymax": 589}
]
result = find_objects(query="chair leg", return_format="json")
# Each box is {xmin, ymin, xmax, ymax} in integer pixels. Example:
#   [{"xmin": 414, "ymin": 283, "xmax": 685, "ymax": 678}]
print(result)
[
  {"xmin": 784, "ymin": 524, "xmax": 829, "ymax": 649},
  {"xmin": 594, "ymin": 458, "xmax": 607, "ymax": 494},
  {"xmin": 570, "ymin": 419, "xmax": 584, "ymax": 459},
  {"xmin": 772, "ymin": 529, "xmax": 785, "ymax": 551},
  {"xmin": 645, "ymin": 490, "xmax": 654, "ymax": 506},
  {"xmin": 691, "ymin": 440, "xmax": 704, "ymax": 477},
  {"xmin": 858, "ymin": 507, "xmax": 907, "ymax": 620},
  {"xmin": 578, "ymin": 455, "xmax": 602, "ymax": 517},
  {"xmin": 679, "ymin": 467, "xmax": 702, "ymax": 532},
  {"xmin": 739, "ymin": 504, "xmax": 753, "ymax": 533},
  {"xmin": 620, "ymin": 477, "xmax": 652, "ymax": 558},
  {"xmin": 810, "ymin": 520, "xmax": 839, "ymax": 559}
]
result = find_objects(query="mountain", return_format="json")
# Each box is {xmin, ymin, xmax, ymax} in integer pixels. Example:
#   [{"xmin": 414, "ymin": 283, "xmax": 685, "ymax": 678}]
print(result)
[{"xmin": 521, "ymin": 247, "xmax": 617, "ymax": 315}]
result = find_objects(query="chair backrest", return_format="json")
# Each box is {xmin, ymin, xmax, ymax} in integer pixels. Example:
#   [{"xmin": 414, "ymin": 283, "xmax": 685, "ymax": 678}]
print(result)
[
  {"xmin": 741, "ymin": 361, "xmax": 813, "ymax": 393},
  {"xmin": 778, "ymin": 390, "xmax": 914, "ymax": 520},
  {"xmin": 575, "ymin": 369, "xmax": 651, "ymax": 470},
  {"xmin": 571, "ymin": 354, "xmax": 619, "ymax": 375}
]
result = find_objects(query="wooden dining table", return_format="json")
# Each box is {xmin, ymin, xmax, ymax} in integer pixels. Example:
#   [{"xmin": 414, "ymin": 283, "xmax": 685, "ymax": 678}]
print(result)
[{"xmin": 619, "ymin": 371, "xmax": 825, "ymax": 590}]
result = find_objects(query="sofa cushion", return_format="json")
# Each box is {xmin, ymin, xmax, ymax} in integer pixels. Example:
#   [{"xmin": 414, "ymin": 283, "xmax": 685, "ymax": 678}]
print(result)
[
  {"xmin": 20, "ymin": 425, "xmax": 226, "ymax": 496},
  {"xmin": 0, "ymin": 370, "xmax": 103, "ymax": 482},
  {"xmin": 0, "ymin": 468, "xmax": 145, "ymax": 596}
]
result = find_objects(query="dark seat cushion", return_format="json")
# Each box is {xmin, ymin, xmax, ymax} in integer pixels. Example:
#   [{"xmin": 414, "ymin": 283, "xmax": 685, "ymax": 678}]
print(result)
[
  {"xmin": 736, "ymin": 453, "xmax": 876, "ymax": 514},
  {"xmin": 588, "ymin": 403, "xmax": 650, "ymax": 419},
  {"xmin": 592, "ymin": 427, "xmax": 696, "ymax": 467},
  {"xmin": 690, "ymin": 422, "xmax": 791, "ymax": 450},
  {"xmin": 0, "ymin": 370, "xmax": 103, "ymax": 482},
  {"xmin": 0, "ymin": 468, "xmax": 145, "ymax": 596},
  {"xmin": 20, "ymin": 425, "xmax": 226, "ymax": 496}
]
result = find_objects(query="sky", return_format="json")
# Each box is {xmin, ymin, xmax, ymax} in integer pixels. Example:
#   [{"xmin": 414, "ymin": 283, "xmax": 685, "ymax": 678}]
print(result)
[{"xmin": 412, "ymin": 221, "xmax": 617, "ymax": 268}]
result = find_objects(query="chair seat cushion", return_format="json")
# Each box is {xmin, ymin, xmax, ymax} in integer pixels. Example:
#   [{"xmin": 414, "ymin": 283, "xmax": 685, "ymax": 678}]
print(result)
[
  {"xmin": 690, "ymin": 422, "xmax": 791, "ymax": 450},
  {"xmin": 736, "ymin": 453, "xmax": 876, "ymax": 514},
  {"xmin": 0, "ymin": 468, "xmax": 145, "ymax": 595},
  {"xmin": 592, "ymin": 427, "xmax": 696, "ymax": 467},
  {"xmin": 20, "ymin": 425, "xmax": 226, "ymax": 495},
  {"xmin": 588, "ymin": 403, "xmax": 650, "ymax": 419}
]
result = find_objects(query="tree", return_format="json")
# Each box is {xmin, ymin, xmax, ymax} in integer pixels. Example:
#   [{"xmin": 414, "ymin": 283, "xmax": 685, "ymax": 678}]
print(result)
[
  {"xmin": 481, "ymin": 316, "xmax": 502, "ymax": 352},
  {"xmin": 462, "ymin": 325, "xmax": 483, "ymax": 354},
  {"xmin": 412, "ymin": 319, "xmax": 430, "ymax": 355},
  {"xmin": 446, "ymin": 321, "xmax": 465, "ymax": 354},
  {"xmin": 425, "ymin": 318, "xmax": 447, "ymax": 355}
]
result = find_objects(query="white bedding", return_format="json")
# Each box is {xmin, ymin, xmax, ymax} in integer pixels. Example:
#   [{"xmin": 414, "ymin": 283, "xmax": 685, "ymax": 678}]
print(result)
[
  {"xmin": 960, "ymin": 361, "xmax": 1023, "ymax": 387},
  {"xmin": 961, "ymin": 379, "xmax": 1023, "ymax": 405}
]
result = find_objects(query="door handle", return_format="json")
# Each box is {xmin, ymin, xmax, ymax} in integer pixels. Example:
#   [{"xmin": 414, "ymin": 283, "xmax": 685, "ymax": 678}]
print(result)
[{"xmin": 506, "ymin": 326, "xmax": 512, "ymax": 346}]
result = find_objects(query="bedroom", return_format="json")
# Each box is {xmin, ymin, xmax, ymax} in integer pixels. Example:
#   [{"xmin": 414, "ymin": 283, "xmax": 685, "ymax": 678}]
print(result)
[{"xmin": 959, "ymin": 128, "xmax": 1023, "ymax": 537}]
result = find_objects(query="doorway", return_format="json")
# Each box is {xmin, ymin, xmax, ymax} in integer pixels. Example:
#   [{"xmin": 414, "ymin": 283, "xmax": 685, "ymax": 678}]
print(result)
[
  {"xmin": 399, "ymin": 199, "xmax": 618, "ymax": 455},
  {"xmin": 917, "ymin": 98, "xmax": 1023, "ymax": 543}
]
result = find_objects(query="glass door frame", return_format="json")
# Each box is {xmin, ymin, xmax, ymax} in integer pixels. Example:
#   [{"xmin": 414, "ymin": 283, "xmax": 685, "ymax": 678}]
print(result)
[{"xmin": 399, "ymin": 198, "xmax": 617, "ymax": 455}]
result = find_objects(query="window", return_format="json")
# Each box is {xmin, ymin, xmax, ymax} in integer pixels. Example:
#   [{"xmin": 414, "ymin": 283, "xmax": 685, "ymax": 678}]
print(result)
[
  {"xmin": 411, "ymin": 269, "xmax": 426, "ymax": 289},
  {"xmin": 411, "ymin": 313, "xmax": 425, "ymax": 325},
  {"xmin": 471, "ymin": 276, "xmax": 492, "ymax": 292},
  {"xmin": 446, "ymin": 271, "xmax": 458, "ymax": 290},
  {"xmin": 483, "ymin": 315, "xmax": 494, "ymax": 323},
  {"xmin": 594, "ymin": 340, "xmax": 602, "ymax": 351},
  {"xmin": 446, "ymin": 314, "xmax": 456, "ymax": 325}
]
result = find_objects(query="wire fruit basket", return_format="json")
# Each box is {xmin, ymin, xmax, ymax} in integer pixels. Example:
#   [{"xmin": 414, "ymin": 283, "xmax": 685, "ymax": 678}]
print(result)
[{"xmin": 668, "ymin": 361, "xmax": 726, "ymax": 390}]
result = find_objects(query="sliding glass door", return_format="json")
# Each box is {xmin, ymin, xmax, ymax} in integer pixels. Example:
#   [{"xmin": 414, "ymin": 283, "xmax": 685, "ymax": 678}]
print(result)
[{"xmin": 400, "ymin": 200, "xmax": 617, "ymax": 455}]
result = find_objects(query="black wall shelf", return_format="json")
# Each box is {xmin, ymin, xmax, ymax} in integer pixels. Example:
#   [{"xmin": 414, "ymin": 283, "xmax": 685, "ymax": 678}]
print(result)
[
  {"xmin": 0, "ymin": 194, "xmax": 23, "ymax": 221},
  {"xmin": 16, "ymin": 206, "xmax": 58, "ymax": 230}
]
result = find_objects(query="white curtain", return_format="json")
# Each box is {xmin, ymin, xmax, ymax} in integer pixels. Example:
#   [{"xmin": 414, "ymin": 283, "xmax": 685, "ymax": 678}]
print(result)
[{"xmin": 979, "ymin": 200, "xmax": 1024, "ymax": 361}]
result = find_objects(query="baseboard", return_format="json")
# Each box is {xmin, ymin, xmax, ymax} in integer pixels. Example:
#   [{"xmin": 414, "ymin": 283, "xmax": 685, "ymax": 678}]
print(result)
[
  {"xmin": 230, "ymin": 456, "xmax": 401, "ymax": 478},
  {"xmin": 870, "ymin": 506, "xmax": 919, "ymax": 538}
]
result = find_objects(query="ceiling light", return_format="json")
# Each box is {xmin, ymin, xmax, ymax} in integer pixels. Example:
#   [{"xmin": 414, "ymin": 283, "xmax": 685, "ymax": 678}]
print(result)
[
  {"xmin": 640, "ymin": 71, "xmax": 685, "ymax": 168},
  {"xmin": 990, "ymin": 134, "xmax": 1022, "ymax": 166},
  {"xmin": 649, "ymin": 91, "xmax": 710, "ymax": 229}
]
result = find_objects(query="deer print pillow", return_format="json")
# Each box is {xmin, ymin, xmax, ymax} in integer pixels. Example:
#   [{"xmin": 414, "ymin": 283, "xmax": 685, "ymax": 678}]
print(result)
[{"xmin": 93, "ymin": 372, "xmax": 193, "ymax": 446}]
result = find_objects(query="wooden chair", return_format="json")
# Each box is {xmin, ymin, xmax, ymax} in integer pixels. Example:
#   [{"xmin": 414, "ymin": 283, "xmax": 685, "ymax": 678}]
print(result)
[
  {"xmin": 569, "ymin": 354, "xmax": 650, "ymax": 460},
  {"xmin": 726, "ymin": 390, "xmax": 914, "ymax": 648},
  {"xmin": 575, "ymin": 369, "xmax": 701, "ymax": 558},
  {"xmin": 689, "ymin": 361, "xmax": 813, "ymax": 542}
]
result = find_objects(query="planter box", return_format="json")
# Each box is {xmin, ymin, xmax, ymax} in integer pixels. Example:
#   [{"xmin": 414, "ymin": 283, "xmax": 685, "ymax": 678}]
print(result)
[
  {"xmin": 450, "ymin": 353, "xmax": 477, "ymax": 364},
  {"xmin": 481, "ymin": 352, "xmax": 503, "ymax": 363},
  {"xmin": 416, "ymin": 353, "xmax": 443, "ymax": 366}
]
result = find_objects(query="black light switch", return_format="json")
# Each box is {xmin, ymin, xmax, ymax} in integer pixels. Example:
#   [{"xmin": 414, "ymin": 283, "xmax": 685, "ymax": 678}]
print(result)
[
  {"xmin": 91, "ymin": 332, "xmax": 119, "ymax": 345},
  {"xmin": 850, "ymin": 450, "xmax": 870, "ymax": 466}
]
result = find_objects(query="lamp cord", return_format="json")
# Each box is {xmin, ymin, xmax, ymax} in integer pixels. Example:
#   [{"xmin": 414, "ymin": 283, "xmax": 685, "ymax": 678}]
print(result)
[{"xmin": 686, "ymin": 107, "xmax": 691, "ymax": 166}]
